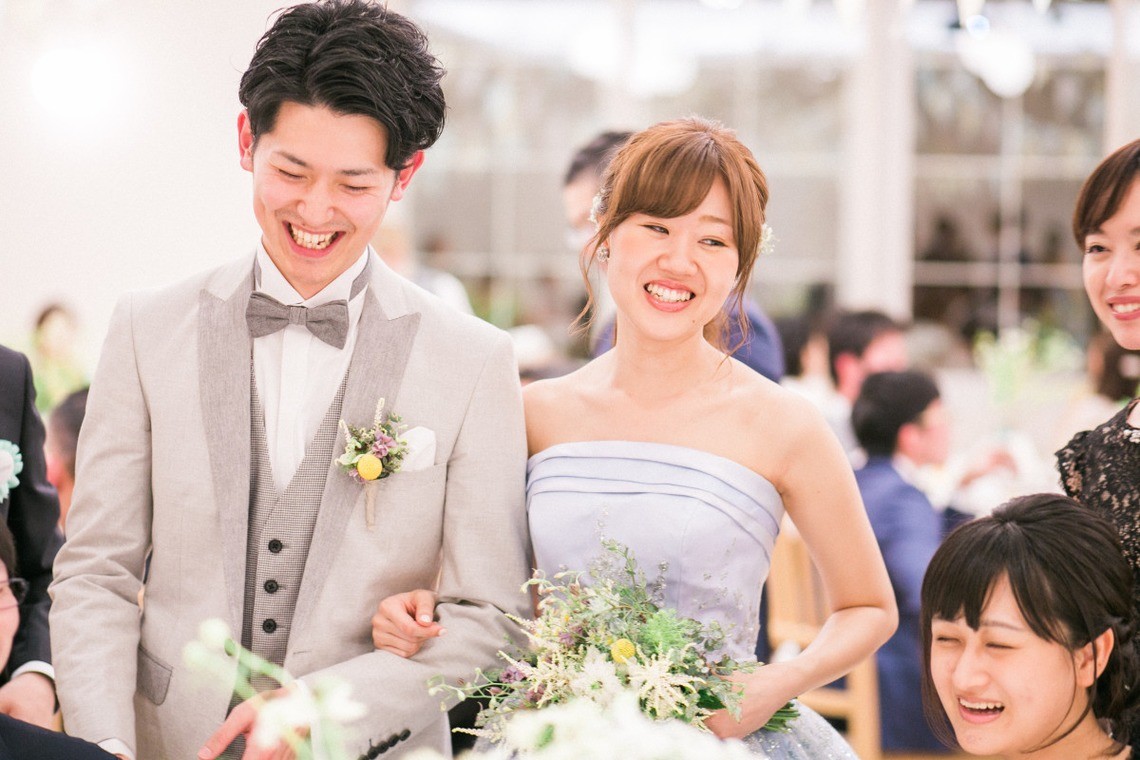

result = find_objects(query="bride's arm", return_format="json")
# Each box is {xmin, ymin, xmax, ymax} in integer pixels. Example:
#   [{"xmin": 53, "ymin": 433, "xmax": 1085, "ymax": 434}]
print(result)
[{"xmin": 709, "ymin": 395, "xmax": 897, "ymax": 739}]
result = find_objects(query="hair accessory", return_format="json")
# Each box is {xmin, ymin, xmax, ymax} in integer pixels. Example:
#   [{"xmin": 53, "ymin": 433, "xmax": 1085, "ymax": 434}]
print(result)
[
  {"xmin": 589, "ymin": 193, "xmax": 604, "ymax": 227},
  {"xmin": 596, "ymin": 245, "xmax": 610, "ymax": 263},
  {"xmin": 759, "ymin": 223, "xmax": 775, "ymax": 257}
]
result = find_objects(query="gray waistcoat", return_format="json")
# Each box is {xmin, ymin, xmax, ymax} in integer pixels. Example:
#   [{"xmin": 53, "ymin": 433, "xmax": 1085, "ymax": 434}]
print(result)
[{"xmin": 241, "ymin": 373, "xmax": 346, "ymax": 692}]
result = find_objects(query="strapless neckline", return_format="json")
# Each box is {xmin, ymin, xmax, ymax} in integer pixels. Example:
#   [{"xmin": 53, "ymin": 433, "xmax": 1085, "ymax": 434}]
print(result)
[{"xmin": 527, "ymin": 440, "xmax": 777, "ymax": 495}]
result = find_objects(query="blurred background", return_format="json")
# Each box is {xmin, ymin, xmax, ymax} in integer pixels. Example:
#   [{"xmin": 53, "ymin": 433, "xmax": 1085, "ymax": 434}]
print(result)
[{"xmin": 1, "ymin": 0, "xmax": 1138, "ymax": 478}]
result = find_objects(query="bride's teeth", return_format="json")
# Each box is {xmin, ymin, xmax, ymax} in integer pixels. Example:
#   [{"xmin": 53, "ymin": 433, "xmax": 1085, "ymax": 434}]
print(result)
[
  {"xmin": 290, "ymin": 225, "xmax": 336, "ymax": 250},
  {"xmin": 645, "ymin": 283, "xmax": 693, "ymax": 303},
  {"xmin": 1111, "ymin": 302, "xmax": 1140, "ymax": 314},
  {"xmin": 960, "ymin": 699, "xmax": 1003, "ymax": 711}
]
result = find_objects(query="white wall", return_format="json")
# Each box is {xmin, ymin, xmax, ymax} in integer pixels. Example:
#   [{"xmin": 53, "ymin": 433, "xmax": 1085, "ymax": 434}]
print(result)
[{"xmin": 0, "ymin": 0, "xmax": 285, "ymax": 367}]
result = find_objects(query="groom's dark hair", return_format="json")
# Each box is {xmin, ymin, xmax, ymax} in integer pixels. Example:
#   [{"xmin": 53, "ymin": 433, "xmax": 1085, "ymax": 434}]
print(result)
[{"xmin": 239, "ymin": 0, "xmax": 446, "ymax": 170}]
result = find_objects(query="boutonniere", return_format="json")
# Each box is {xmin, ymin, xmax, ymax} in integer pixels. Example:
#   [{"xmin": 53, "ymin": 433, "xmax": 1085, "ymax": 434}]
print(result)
[
  {"xmin": 0, "ymin": 440, "xmax": 23, "ymax": 502},
  {"xmin": 337, "ymin": 399, "xmax": 409, "ymax": 529}
]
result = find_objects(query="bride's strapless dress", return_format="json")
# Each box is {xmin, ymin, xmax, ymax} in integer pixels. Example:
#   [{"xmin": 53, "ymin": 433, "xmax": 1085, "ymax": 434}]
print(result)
[{"xmin": 527, "ymin": 441, "xmax": 859, "ymax": 759}]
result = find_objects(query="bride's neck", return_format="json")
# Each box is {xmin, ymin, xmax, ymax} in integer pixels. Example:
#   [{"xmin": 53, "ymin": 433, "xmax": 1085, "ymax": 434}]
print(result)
[{"xmin": 607, "ymin": 333, "xmax": 726, "ymax": 401}]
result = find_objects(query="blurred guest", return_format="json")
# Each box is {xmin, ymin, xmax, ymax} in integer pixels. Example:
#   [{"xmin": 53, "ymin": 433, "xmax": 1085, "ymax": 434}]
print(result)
[
  {"xmin": 852, "ymin": 371, "xmax": 950, "ymax": 753},
  {"xmin": 45, "ymin": 388, "xmax": 88, "ymax": 533},
  {"xmin": 27, "ymin": 304, "xmax": 86, "ymax": 415},
  {"xmin": 775, "ymin": 313, "xmax": 837, "ymax": 416},
  {"xmin": 0, "ymin": 346, "xmax": 63, "ymax": 729},
  {"xmin": 563, "ymin": 131, "xmax": 633, "ymax": 355},
  {"xmin": 823, "ymin": 309, "xmax": 908, "ymax": 459},
  {"xmin": 373, "ymin": 221, "xmax": 474, "ymax": 315},
  {"xmin": 0, "ymin": 523, "xmax": 113, "ymax": 758},
  {"xmin": 1056, "ymin": 137, "xmax": 1140, "ymax": 756}
]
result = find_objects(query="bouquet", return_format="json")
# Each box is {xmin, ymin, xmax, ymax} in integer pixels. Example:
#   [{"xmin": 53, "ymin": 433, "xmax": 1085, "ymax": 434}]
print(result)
[{"xmin": 430, "ymin": 542, "xmax": 797, "ymax": 742}]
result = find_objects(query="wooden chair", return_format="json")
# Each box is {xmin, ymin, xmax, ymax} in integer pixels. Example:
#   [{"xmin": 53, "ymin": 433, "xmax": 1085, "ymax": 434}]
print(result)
[{"xmin": 766, "ymin": 517, "xmax": 882, "ymax": 760}]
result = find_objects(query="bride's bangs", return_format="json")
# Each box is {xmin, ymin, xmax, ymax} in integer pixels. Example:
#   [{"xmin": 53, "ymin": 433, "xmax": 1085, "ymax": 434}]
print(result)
[{"xmin": 612, "ymin": 137, "xmax": 721, "ymax": 223}]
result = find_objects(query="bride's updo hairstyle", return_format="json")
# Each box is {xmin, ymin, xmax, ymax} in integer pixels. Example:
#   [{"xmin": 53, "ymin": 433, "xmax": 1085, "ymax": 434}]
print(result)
[
  {"xmin": 920, "ymin": 493, "xmax": 1140, "ymax": 751},
  {"xmin": 580, "ymin": 116, "xmax": 769, "ymax": 352}
]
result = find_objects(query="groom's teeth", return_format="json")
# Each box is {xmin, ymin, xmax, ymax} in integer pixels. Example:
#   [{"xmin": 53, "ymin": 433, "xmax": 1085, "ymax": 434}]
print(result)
[
  {"xmin": 1111, "ymin": 302, "xmax": 1140, "ymax": 314},
  {"xmin": 645, "ymin": 283, "xmax": 693, "ymax": 303},
  {"xmin": 290, "ymin": 225, "xmax": 336, "ymax": 250}
]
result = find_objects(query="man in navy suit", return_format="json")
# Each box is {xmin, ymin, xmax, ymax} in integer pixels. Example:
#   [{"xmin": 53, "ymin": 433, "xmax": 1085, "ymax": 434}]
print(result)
[
  {"xmin": 0, "ymin": 345, "xmax": 63, "ymax": 729},
  {"xmin": 852, "ymin": 370, "xmax": 950, "ymax": 753}
]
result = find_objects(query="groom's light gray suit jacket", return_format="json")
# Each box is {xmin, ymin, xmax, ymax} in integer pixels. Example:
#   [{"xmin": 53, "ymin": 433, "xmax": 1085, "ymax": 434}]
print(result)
[{"xmin": 50, "ymin": 252, "xmax": 531, "ymax": 759}]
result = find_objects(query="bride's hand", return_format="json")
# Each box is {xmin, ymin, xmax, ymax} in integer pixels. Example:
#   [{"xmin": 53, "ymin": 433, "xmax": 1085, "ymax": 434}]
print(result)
[
  {"xmin": 371, "ymin": 589, "xmax": 442, "ymax": 657},
  {"xmin": 703, "ymin": 668, "xmax": 794, "ymax": 740}
]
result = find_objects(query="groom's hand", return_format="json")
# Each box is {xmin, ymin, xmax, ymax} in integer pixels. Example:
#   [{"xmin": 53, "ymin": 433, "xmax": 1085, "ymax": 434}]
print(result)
[
  {"xmin": 197, "ymin": 687, "xmax": 299, "ymax": 760},
  {"xmin": 372, "ymin": 589, "xmax": 442, "ymax": 657}
]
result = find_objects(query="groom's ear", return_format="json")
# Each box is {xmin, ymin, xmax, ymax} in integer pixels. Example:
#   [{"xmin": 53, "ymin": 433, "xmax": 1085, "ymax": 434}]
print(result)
[
  {"xmin": 389, "ymin": 151, "xmax": 425, "ymax": 202},
  {"xmin": 238, "ymin": 111, "xmax": 255, "ymax": 172}
]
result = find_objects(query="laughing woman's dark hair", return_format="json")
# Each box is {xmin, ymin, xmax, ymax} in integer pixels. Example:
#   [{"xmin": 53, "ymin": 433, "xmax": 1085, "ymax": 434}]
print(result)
[{"xmin": 920, "ymin": 493, "xmax": 1140, "ymax": 753}]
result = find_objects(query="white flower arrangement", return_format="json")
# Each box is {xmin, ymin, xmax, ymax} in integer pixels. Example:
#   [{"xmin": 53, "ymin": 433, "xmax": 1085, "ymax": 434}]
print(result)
[
  {"xmin": 183, "ymin": 619, "xmax": 366, "ymax": 760},
  {"xmin": 406, "ymin": 694, "xmax": 755, "ymax": 760}
]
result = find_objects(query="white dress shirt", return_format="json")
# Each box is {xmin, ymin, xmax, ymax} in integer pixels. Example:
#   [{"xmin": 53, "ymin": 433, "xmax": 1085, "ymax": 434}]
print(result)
[{"xmin": 253, "ymin": 246, "xmax": 369, "ymax": 491}]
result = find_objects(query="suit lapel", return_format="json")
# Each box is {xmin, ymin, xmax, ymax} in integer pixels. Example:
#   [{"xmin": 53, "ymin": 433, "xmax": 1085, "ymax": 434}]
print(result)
[
  {"xmin": 198, "ymin": 276, "xmax": 253, "ymax": 632},
  {"xmin": 291, "ymin": 288, "xmax": 421, "ymax": 634}
]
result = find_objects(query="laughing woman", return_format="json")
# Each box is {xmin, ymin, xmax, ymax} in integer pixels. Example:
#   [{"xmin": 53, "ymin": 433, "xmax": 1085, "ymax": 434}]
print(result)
[
  {"xmin": 922, "ymin": 494, "xmax": 1140, "ymax": 759},
  {"xmin": 371, "ymin": 117, "xmax": 897, "ymax": 757}
]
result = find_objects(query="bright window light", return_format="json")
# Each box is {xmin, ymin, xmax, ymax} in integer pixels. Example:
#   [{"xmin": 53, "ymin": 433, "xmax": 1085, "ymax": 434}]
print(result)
[{"xmin": 32, "ymin": 43, "xmax": 125, "ymax": 121}]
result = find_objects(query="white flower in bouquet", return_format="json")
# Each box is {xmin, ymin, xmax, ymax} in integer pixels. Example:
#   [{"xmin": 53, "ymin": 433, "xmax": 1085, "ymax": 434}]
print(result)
[
  {"xmin": 567, "ymin": 648, "xmax": 622, "ymax": 704},
  {"xmin": 183, "ymin": 619, "xmax": 366, "ymax": 760},
  {"xmin": 406, "ymin": 694, "xmax": 754, "ymax": 760}
]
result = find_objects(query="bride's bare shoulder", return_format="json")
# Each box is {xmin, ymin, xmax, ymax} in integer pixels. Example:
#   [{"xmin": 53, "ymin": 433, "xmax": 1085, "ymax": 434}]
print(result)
[
  {"xmin": 523, "ymin": 365, "xmax": 602, "ymax": 452},
  {"xmin": 728, "ymin": 361, "xmax": 830, "ymax": 437}
]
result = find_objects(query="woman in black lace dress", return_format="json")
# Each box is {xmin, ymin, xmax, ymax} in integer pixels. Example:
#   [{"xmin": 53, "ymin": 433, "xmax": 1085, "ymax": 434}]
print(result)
[{"xmin": 1056, "ymin": 138, "xmax": 1140, "ymax": 752}]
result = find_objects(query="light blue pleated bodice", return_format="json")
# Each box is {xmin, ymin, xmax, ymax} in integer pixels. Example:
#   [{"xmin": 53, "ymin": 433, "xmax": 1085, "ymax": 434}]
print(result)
[
  {"xmin": 528, "ymin": 440, "xmax": 782, "ymax": 660},
  {"xmin": 526, "ymin": 440, "xmax": 859, "ymax": 758}
]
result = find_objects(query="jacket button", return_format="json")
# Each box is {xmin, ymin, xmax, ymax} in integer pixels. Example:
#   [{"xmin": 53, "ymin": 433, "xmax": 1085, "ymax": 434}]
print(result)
[
  {"xmin": 262, "ymin": 618, "xmax": 277, "ymax": 634},
  {"xmin": 268, "ymin": 539, "xmax": 283, "ymax": 553},
  {"xmin": 264, "ymin": 579, "xmax": 279, "ymax": 593}
]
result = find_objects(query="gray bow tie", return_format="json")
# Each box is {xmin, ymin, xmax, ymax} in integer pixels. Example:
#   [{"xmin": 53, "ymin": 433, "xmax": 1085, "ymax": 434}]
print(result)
[{"xmin": 246, "ymin": 293, "xmax": 350, "ymax": 349}]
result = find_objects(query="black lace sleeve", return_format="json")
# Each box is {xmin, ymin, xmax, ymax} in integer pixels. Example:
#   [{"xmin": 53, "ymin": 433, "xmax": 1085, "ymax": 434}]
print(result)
[
  {"xmin": 1055, "ymin": 428, "xmax": 1091, "ymax": 498},
  {"xmin": 1054, "ymin": 399, "xmax": 1140, "ymax": 615}
]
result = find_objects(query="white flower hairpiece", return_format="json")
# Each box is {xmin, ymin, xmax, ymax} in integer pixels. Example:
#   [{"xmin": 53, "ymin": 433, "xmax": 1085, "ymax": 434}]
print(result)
[
  {"xmin": 588, "ymin": 193, "xmax": 604, "ymax": 228},
  {"xmin": 759, "ymin": 223, "xmax": 775, "ymax": 257}
]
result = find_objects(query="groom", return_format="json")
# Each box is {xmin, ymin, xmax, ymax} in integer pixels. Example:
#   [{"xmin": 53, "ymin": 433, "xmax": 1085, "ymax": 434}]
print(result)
[{"xmin": 49, "ymin": 2, "xmax": 531, "ymax": 758}]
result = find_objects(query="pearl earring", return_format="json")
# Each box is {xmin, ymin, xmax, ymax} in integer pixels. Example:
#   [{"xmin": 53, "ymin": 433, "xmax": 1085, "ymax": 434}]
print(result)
[{"xmin": 597, "ymin": 245, "xmax": 610, "ymax": 263}]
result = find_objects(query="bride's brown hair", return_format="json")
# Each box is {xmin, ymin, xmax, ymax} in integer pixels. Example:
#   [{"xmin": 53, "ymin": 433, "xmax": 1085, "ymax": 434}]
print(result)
[{"xmin": 576, "ymin": 117, "xmax": 769, "ymax": 353}]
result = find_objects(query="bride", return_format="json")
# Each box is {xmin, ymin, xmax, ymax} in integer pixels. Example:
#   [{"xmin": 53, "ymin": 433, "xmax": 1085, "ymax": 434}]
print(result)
[{"xmin": 372, "ymin": 117, "xmax": 897, "ymax": 755}]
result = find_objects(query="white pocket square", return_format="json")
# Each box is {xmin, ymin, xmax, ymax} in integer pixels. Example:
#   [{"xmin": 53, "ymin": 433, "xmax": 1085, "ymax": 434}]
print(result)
[{"xmin": 400, "ymin": 426, "xmax": 436, "ymax": 472}]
